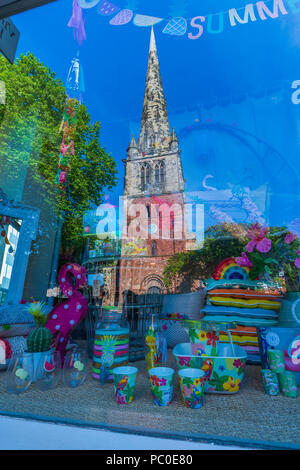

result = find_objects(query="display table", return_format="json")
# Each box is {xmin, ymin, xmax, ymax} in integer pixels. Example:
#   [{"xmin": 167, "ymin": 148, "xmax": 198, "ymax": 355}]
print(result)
[{"xmin": 0, "ymin": 352, "xmax": 299, "ymax": 449}]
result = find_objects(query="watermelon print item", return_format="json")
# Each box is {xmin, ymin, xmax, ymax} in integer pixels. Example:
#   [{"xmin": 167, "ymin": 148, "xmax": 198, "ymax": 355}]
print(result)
[
  {"xmin": 109, "ymin": 9, "xmax": 133, "ymax": 25},
  {"xmin": 133, "ymin": 14, "xmax": 163, "ymax": 27},
  {"xmin": 98, "ymin": 0, "xmax": 119, "ymax": 15},
  {"xmin": 162, "ymin": 17, "xmax": 187, "ymax": 36}
]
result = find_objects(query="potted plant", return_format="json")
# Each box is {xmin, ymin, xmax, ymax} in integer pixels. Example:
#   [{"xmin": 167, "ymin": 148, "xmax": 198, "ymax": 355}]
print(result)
[
  {"xmin": 235, "ymin": 223, "xmax": 300, "ymax": 326},
  {"xmin": 24, "ymin": 301, "xmax": 53, "ymax": 381}
]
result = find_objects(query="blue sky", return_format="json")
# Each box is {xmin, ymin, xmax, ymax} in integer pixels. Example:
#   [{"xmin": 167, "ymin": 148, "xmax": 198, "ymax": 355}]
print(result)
[{"xmin": 10, "ymin": 0, "xmax": 300, "ymax": 232}]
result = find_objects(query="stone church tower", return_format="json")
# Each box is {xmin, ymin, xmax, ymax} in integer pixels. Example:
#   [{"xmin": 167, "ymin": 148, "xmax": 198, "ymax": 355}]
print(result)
[{"xmin": 119, "ymin": 27, "xmax": 188, "ymax": 298}]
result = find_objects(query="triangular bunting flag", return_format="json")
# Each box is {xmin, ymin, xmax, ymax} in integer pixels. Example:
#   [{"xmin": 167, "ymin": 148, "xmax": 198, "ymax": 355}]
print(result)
[
  {"xmin": 98, "ymin": 0, "xmax": 119, "ymax": 15},
  {"xmin": 133, "ymin": 14, "xmax": 163, "ymax": 27},
  {"xmin": 162, "ymin": 17, "xmax": 187, "ymax": 35},
  {"xmin": 109, "ymin": 9, "xmax": 133, "ymax": 25}
]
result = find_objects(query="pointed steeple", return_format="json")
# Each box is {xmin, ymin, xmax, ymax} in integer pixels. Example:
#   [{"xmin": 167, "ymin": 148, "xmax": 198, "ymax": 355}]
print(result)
[
  {"xmin": 138, "ymin": 27, "xmax": 171, "ymax": 153},
  {"xmin": 127, "ymin": 134, "xmax": 138, "ymax": 159}
]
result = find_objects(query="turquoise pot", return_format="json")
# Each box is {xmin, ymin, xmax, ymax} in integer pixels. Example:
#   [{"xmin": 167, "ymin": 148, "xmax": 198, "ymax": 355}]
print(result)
[{"xmin": 278, "ymin": 292, "xmax": 300, "ymax": 327}]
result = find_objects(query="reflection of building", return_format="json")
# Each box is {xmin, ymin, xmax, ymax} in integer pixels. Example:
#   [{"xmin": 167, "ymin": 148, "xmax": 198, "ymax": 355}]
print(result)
[{"xmin": 119, "ymin": 28, "xmax": 189, "ymax": 299}]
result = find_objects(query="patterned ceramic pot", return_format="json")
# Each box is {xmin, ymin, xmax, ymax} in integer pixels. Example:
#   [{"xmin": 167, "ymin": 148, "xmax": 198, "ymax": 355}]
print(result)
[
  {"xmin": 112, "ymin": 366, "xmax": 138, "ymax": 404},
  {"xmin": 178, "ymin": 368, "xmax": 205, "ymax": 408},
  {"xmin": 173, "ymin": 343, "xmax": 247, "ymax": 394},
  {"xmin": 148, "ymin": 366, "xmax": 174, "ymax": 406}
]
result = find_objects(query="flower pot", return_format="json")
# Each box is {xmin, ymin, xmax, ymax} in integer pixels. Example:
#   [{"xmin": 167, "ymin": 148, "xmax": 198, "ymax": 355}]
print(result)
[
  {"xmin": 23, "ymin": 349, "xmax": 54, "ymax": 383},
  {"xmin": 278, "ymin": 292, "xmax": 300, "ymax": 327},
  {"xmin": 161, "ymin": 290, "xmax": 205, "ymax": 320}
]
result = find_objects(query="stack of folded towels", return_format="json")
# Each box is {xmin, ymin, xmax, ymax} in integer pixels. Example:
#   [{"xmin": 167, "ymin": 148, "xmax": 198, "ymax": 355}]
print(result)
[{"xmin": 201, "ymin": 279, "xmax": 284, "ymax": 363}]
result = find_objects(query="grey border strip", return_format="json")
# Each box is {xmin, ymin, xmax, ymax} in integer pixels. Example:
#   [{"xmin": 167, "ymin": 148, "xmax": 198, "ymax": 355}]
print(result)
[{"xmin": 0, "ymin": 410, "xmax": 299, "ymax": 450}]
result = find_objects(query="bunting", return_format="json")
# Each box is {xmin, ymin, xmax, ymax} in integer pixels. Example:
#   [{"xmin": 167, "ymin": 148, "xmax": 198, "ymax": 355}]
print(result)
[{"xmin": 68, "ymin": 0, "xmax": 300, "ymax": 42}]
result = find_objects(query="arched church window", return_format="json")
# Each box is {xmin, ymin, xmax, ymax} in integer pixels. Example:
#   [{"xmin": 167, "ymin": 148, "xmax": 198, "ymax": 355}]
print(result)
[
  {"xmin": 141, "ymin": 163, "xmax": 151, "ymax": 189},
  {"xmin": 145, "ymin": 163, "xmax": 151, "ymax": 184},
  {"xmin": 154, "ymin": 164, "xmax": 160, "ymax": 183},
  {"xmin": 160, "ymin": 160, "xmax": 165, "ymax": 183}
]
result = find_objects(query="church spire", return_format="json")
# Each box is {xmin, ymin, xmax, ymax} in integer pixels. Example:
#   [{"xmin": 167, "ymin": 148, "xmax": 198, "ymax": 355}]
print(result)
[{"xmin": 138, "ymin": 27, "xmax": 171, "ymax": 153}]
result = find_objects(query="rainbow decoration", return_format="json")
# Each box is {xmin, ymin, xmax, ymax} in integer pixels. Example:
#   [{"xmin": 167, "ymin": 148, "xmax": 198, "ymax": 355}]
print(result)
[{"xmin": 213, "ymin": 257, "xmax": 250, "ymax": 281}]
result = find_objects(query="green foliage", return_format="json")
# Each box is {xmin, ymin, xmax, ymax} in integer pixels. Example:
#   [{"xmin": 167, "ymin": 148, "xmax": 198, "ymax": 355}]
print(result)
[
  {"xmin": 0, "ymin": 53, "xmax": 117, "ymax": 245},
  {"xmin": 163, "ymin": 224, "xmax": 245, "ymax": 289}
]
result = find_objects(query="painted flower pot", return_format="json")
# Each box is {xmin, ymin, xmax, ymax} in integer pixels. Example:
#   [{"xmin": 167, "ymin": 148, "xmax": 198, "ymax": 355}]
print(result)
[
  {"xmin": 178, "ymin": 368, "xmax": 205, "ymax": 408},
  {"xmin": 112, "ymin": 366, "xmax": 138, "ymax": 404},
  {"xmin": 148, "ymin": 367, "xmax": 174, "ymax": 406},
  {"xmin": 173, "ymin": 343, "xmax": 247, "ymax": 394}
]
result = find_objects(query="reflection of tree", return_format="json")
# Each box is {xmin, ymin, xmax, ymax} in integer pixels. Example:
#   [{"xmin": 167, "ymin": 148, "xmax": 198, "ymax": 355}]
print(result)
[{"xmin": 0, "ymin": 53, "xmax": 117, "ymax": 249}]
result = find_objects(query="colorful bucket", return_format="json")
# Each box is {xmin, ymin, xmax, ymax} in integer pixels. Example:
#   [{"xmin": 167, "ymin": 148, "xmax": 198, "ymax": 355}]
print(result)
[
  {"xmin": 178, "ymin": 368, "xmax": 205, "ymax": 408},
  {"xmin": 92, "ymin": 327, "xmax": 129, "ymax": 381},
  {"xmin": 173, "ymin": 343, "xmax": 247, "ymax": 394},
  {"xmin": 112, "ymin": 366, "xmax": 138, "ymax": 404},
  {"xmin": 148, "ymin": 367, "xmax": 174, "ymax": 406}
]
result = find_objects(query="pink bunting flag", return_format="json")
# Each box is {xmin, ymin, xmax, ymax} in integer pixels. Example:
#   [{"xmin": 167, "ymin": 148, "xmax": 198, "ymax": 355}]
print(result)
[
  {"xmin": 98, "ymin": 0, "xmax": 119, "ymax": 15},
  {"xmin": 68, "ymin": 0, "xmax": 82, "ymax": 29},
  {"xmin": 109, "ymin": 9, "xmax": 133, "ymax": 25}
]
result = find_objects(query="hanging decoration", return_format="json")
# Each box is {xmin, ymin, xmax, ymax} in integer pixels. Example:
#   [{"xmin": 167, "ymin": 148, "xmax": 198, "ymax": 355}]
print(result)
[
  {"xmin": 54, "ymin": 98, "xmax": 79, "ymax": 192},
  {"xmin": 162, "ymin": 17, "xmax": 187, "ymax": 35},
  {"xmin": 71, "ymin": 0, "xmax": 300, "ymax": 42},
  {"xmin": 133, "ymin": 14, "xmax": 163, "ymax": 27},
  {"xmin": 109, "ymin": 8, "xmax": 133, "ymax": 25},
  {"xmin": 66, "ymin": 53, "xmax": 85, "ymax": 104},
  {"xmin": 67, "ymin": 0, "xmax": 86, "ymax": 45},
  {"xmin": 98, "ymin": 0, "xmax": 119, "ymax": 15}
]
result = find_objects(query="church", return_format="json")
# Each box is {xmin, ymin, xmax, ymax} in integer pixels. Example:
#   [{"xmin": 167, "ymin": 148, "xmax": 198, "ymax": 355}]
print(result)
[{"xmin": 118, "ymin": 27, "xmax": 193, "ymax": 299}]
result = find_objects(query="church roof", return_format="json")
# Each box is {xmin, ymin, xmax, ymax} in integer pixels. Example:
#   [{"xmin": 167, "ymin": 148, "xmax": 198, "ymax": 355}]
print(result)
[{"xmin": 138, "ymin": 27, "xmax": 171, "ymax": 153}]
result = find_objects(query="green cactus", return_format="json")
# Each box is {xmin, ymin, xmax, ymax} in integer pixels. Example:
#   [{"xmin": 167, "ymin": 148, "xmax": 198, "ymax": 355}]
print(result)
[
  {"xmin": 27, "ymin": 327, "xmax": 53, "ymax": 352},
  {"xmin": 26, "ymin": 301, "xmax": 53, "ymax": 353}
]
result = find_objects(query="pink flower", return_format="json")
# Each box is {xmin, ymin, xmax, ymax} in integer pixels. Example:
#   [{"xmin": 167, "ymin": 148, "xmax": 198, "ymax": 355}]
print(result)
[
  {"xmin": 246, "ymin": 223, "xmax": 271, "ymax": 253},
  {"xmin": 284, "ymin": 232, "xmax": 298, "ymax": 244},
  {"xmin": 160, "ymin": 377, "xmax": 167, "ymax": 386},
  {"xmin": 236, "ymin": 252, "xmax": 253, "ymax": 268},
  {"xmin": 295, "ymin": 249, "xmax": 300, "ymax": 268},
  {"xmin": 162, "ymin": 324, "xmax": 167, "ymax": 331}
]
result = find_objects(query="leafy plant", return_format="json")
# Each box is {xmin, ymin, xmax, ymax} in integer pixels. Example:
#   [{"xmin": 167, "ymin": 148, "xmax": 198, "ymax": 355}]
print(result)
[
  {"xmin": 0, "ymin": 53, "xmax": 117, "ymax": 251},
  {"xmin": 163, "ymin": 224, "xmax": 246, "ymax": 290}
]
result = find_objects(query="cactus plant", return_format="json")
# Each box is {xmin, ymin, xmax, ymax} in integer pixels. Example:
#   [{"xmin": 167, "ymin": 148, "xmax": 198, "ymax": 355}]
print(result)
[{"xmin": 26, "ymin": 302, "xmax": 53, "ymax": 353}]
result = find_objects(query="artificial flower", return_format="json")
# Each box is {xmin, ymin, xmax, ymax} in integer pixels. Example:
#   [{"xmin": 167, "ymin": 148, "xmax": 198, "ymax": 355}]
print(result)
[
  {"xmin": 284, "ymin": 232, "xmax": 298, "ymax": 244},
  {"xmin": 295, "ymin": 249, "xmax": 300, "ymax": 269},
  {"xmin": 246, "ymin": 223, "xmax": 271, "ymax": 253},
  {"xmin": 236, "ymin": 252, "xmax": 253, "ymax": 268}
]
